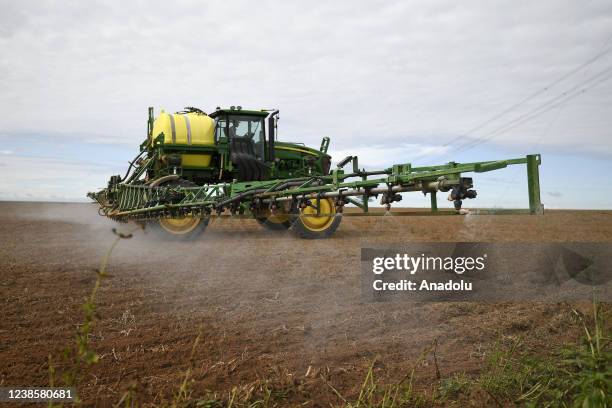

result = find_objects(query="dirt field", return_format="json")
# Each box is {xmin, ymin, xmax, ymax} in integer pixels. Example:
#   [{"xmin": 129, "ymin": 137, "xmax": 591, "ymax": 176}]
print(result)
[{"xmin": 1, "ymin": 202, "xmax": 611, "ymax": 406}]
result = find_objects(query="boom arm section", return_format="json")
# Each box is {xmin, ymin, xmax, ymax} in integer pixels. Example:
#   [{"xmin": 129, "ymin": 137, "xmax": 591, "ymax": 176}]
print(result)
[{"xmin": 88, "ymin": 154, "xmax": 542, "ymax": 221}]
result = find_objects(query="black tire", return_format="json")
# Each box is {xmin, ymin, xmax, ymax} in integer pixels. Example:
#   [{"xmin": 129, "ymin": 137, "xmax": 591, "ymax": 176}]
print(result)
[
  {"xmin": 256, "ymin": 217, "xmax": 292, "ymax": 231},
  {"xmin": 290, "ymin": 198, "xmax": 342, "ymax": 239},
  {"xmin": 254, "ymin": 204, "xmax": 292, "ymax": 231}
]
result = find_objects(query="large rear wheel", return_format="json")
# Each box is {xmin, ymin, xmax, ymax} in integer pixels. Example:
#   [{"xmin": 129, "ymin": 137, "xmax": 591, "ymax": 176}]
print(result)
[{"xmin": 291, "ymin": 198, "xmax": 341, "ymax": 239}]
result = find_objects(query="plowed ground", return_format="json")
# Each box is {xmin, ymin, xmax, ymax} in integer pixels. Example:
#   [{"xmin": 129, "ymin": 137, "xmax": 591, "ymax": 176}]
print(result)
[{"xmin": 1, "ymin": 202, "xmax": 611, "ymax": 406}]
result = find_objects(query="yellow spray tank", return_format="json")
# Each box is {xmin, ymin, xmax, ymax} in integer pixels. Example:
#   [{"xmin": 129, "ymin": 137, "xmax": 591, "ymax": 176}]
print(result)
[{"xmin": 150, "ymin": 110, "xmax": 215, "ymax": 168}]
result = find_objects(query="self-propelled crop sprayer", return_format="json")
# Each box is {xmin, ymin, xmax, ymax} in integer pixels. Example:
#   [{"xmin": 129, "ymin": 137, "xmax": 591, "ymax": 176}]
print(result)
[{"xmin": 88, "ymin": 106, "xmax": 543, "ymax": 239}]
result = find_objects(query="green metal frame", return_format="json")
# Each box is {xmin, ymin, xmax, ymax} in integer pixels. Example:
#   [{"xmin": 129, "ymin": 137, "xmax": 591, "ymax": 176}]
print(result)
[
  {"xmin": 89, "ymin": 106, "xmax": 543, "ymax": 222},
  {"xmin": 89, "ymin": 154, "xmax": 543, "ymax": 221}
]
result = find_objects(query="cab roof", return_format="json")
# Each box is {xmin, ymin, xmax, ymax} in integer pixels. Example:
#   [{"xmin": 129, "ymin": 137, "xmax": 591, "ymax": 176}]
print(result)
[{"xmin": 209, "ymin": 107, "xmax": 271, "ymax": 118}]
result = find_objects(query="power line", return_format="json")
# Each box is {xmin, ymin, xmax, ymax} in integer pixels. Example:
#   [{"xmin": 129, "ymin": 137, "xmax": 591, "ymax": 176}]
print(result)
[
  {"xmin": 408, "ymin": 33, "xmax": 612, "ymax": 165},
  {"xmin": 441, "ymin": 33, "xmax": 612, "ymax": 149},
  {"xmin": 454, "ymin": 68, "xmax": 612, "ymax": 153}
]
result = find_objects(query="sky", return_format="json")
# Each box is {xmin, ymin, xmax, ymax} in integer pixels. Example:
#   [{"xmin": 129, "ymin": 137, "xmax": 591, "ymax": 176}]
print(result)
[{"xmin": 0, "ymin": 0, "xmax": 611, "ymax": 209}]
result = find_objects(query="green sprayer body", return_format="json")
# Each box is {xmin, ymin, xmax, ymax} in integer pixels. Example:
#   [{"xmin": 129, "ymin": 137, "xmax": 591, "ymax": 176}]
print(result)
[{"xmin": 88, "ymin": 107, "xmax": 543, "ymax": 239}]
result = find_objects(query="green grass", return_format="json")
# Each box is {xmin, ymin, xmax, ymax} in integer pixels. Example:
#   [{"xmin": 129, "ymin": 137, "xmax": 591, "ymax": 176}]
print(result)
[
  {"xmin": 324, "ymin": 341, "xmax": 440, "ymax": 408},
  {"xmin": 438, "ymin": 372, "xmax": 470, "ymax": 400},
  {"xmin": 333, "ymin": 302, "xmax": 610, "ymax": 408},
  {"xmin": 433, "ymin": 301, "xmax": 611, "ymax": 408}
]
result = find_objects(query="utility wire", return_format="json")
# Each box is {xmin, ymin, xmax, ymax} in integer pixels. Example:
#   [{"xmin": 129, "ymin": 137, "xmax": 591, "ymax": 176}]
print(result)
[
  {"xmin": 442, "ymin": 34, "xmax": 612, "ymax": 149},
  {"xmin": 409, "ymin": 33, "xmax": 612, "ymax": 165},
  {"xmin": 453, "ymin": 66, "xmax": 612, "ymax": 153}
]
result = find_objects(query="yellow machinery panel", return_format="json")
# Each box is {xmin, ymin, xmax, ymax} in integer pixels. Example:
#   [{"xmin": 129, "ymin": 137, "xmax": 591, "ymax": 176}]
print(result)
[{"xmin": 151, "ymin": 110, "xmax": 215, "ymax": 168}]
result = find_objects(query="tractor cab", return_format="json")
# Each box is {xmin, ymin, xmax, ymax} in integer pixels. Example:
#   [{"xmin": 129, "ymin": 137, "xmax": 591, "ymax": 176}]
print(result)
[
  {"xmin": 209, "ymin": 106, "xmax": 331, "ymax": 182},
  {"xmin": 209, "ymin": 107, "xmax": 276, "ymax": 181}
]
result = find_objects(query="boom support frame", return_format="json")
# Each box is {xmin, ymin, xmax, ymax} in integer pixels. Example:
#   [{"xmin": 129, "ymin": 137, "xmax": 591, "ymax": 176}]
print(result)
[{"xmin": 88, "ymin": 154, "xmax": 543, "ymax": 221}]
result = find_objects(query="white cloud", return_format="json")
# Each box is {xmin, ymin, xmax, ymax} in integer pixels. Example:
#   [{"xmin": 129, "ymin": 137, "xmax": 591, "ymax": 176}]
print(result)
[{"xmin": 0, "ymin": 0, "xmax": 611, "ymax": 155}]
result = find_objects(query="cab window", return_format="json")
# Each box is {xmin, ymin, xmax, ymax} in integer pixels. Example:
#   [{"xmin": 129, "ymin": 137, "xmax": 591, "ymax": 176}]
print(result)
[{"xmin": 217, "ymin": 115, "xmax": 265, "ymax": 160}]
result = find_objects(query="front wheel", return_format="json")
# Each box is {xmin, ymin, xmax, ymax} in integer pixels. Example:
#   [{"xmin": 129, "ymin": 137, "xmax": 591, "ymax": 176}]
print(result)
[{"xmin": 291, "ymin": 198, "xmax": 342, "ymax": 239}]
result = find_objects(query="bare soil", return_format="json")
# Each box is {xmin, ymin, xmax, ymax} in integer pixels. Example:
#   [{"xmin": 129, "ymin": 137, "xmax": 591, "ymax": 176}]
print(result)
[{"xmin": 1, "ymin": 202, "xmax": 611, "ymax": 406}]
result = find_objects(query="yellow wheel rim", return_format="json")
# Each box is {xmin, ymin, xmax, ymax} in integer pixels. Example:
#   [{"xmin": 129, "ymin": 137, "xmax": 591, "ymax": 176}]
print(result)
[
  {"xmin": 300, "ymin": 198, "xmax": 336, "ymax": 232},
  {"xmin": 159, "ymin": 216, "xmax": 200, "ymax": 235}
]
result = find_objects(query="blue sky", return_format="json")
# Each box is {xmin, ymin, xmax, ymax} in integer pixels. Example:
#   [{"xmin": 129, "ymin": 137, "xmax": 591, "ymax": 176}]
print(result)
[{"xmin": 0, "ymin": 0, "xmax": 611, "ymax": 209}]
